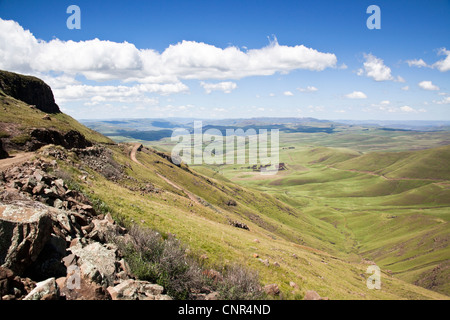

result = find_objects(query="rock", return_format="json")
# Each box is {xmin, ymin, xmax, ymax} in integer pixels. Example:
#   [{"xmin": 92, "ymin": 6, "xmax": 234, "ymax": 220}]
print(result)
[
  {"xmin": 23, "ymin": 277, "xmax": 59, "ymax": 300},
  {"xmin": 25, "ymin": 234, "xmax": 67, "ymax": 281},
  {"xmin": 0, "ymin": 70, "xmax": 61, "ymax": 114},
  {"xmin": 69, "ymin": 242, "xmax": 117, "ymax": 287},
  {"xmin": 42, "ymin": 114, "xmax": 51, "ymax": 121},
  {"xmin": 0, "ymin": 201, "xmax": 53, "ymax": 275},
  {"xmin": 62, "ymin": 254, "xmax": 77, "ymax": 268},
  {"xmin": 253, "ymin": 253, "xmax": 259, "ymax": 258},
  {"xmin": 0, "ymin": 266, "xmax": 15, "ymax": 297},
  {"xmin": 258, "ymin": 258, "xmax": 270, "ymax": 267},
  {"xmin": 289, "ymin": 281, "xmax": 299, "ymax": 289},
  {"xmin": 253, "ymin": 239, "xmax": 260, "ymax": 243},
  {"xmin": 263, "ymin": 284, "xmax": 280, "ymax": 296},
  {"xmin": 304, "ymin": 290, "xmax": 321, "ymax": 300},
  {"xmin": 107, "ymin": 279, "xmax": 171, "ymax": 300}
]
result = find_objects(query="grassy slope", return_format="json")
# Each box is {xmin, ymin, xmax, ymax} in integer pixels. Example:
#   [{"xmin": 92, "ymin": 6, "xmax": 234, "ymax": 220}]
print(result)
[
  {"xmin": 214, "ymin": 143, "xmax": 449, "ymax": 296},
  {"xmin": 53, "ymin": 143, "xmax": 447, "ymax": 300},
  {"xmin": 0, "ymin": 93, "xmax": 112, "ymax": 145},
  {"xmin": 1, "ymin": 97, "xmax": 447, "ymax": 299}
]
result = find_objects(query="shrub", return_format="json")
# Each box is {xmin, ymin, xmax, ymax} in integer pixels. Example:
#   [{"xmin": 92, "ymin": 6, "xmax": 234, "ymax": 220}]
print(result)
[
  {"xmin": 113, "ymin": 223, "xmax": 265, "ymax": 300},
  {"xmin": 216, "ymin": 263, "xmax": 263, "ymax": 300},
  {"xmin": 115, "ymin": 224, "xmax": 203, "ymax": 300}
]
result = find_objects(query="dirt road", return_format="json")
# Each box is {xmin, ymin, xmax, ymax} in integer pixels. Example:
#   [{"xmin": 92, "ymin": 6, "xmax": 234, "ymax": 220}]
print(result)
[{"xmin": 0, "ymin": 152, "xmax": 34, "ymax": 171}]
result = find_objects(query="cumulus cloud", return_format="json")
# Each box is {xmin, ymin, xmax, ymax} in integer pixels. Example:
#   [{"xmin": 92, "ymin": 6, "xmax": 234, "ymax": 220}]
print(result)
[
  {"xmin": 200, "ymin": 81, "xmax": 237, "ymax": 94},
  {"xmin": 298, "ymin": 86, "xmax": 318, "ymax": 92},
  {"xmin": 53, "ymin": 83, "xmax": 186, "ymax": 105},
  {"xmin": 406, "ymin": 59, "xmax": 429, "ymax": 68},
  {"xmin": 345, "ymin": 91, "xmax": 367, "ymax": 99},
  {"xmin": 0, "ymin": 19, "xmax": 337, "ymax": 85},
  {"xmin": 357, "ymin": 53, "xmax": 394, "ymax": 81},
  {"xmin": 283, "ymin": 91, "xmax": 294, "ymax": 96},
  {"xmin": 433, "ymin": 48, "xmax": 450, "ymax": 72},
  {"xmin": 418, "ymin": 81, "xmax": 440, "ymax": 91},
  {"xmin": 405, "ymin": 49, "xmax": 450, "ymax": 72}
]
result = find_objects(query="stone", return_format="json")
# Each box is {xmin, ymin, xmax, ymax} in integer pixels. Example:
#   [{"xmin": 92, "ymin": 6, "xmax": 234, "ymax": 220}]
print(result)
[
  {"xmin": 289, "ymin": 281, "xmax": 299, "ymax": 289},
  {"xmin": 263, "ymin": 284, "xmax": 280, "ymax": 296},
  {"xmin": 304, "ymin": 290, "xmax": 321, "ymax": 300},
  {"xmin": 107, "ymin": 279, "xmax": 171, "ymax": 300},
  {"xmin": 258, "ymin": 258, "xmax": 270, "ymax": 267},
  {"xmin": 0, "ymin": 266, "xmax": 15, "ymax": 297},
  {"xmin": 23, "ymin": 277, "xmax": 59, "ymax": 300},
  {"xmin": 69, "ymin": 242, "xmax": 117, "ymax": 287},
  {"xmin": 61, "ymin": 254, "xmax": 77, "ymax": 268},
  {"xmin": 0, "ymin": 201, "xmax": 53, "ymax": 275}
]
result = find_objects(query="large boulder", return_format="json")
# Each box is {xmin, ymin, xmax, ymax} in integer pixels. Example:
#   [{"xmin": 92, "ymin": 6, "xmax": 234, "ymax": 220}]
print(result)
[
  {"xmin": 0, "ymin": 70, "xmax": 60, "ymax": 114},
  {"xmin": 0, "ymin": 201, "xmax": 53, "ymax": 275}
]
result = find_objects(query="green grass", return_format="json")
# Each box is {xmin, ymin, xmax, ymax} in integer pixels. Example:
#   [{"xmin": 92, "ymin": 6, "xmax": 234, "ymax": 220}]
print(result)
[
  {"xmin": 0, "ymin": 94, "xmax": 113, "ymax": 145},
  {"xmin": 44, "ymin": 140, "xmax": 448, "ymax": 300}
]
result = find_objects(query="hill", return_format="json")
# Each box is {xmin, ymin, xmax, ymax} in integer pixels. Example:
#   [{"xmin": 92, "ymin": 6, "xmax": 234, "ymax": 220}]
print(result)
[{"xmin": 0, "ymin": 70, "xmax": 448, "ymax": 300}]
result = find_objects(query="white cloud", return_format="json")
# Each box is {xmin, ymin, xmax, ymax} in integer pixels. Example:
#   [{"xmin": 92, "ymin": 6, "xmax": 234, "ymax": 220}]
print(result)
[
  {"xmin": 269, "ymin": 93, "xmax": 275, "ymax": 97},
  {"xmin": 0, "ymin": 19, "xmax": 337, "ymax": 85},
  {"xmin": 418, "ymin": 81, "xmax": 440, "ymax": 91},
  {"xmin": 434, "ymin": 96, "xmax": 450, "ymax": 104},
  {"xmin": 345, "ymin": 91, "xmax": 367, "ymax": 99},
  {"xmin": 395, "ymin": 76, "xmax": 406, "ymax": 83},
  {"xmin": 380, "ymin": 100, "xmax": 390, "ymax": 105},
  {"xmin": 298, "ymin": 86, "xmax": 318, "ymax": 92},
  {"xmin": 357, "ymin": 53, "xmax": 394, "ymax": 81},
  {"xmin": 53, "ymin": 83, "xmax": 183, "ymax": 105},
  {"xmin": 433, "ymin": 48, "xmax": 450, "ymax": 72},
  {"xmin": 406, "ymin": 59, "xmax": 429, "ymax": 68},
  {"xmin": 283, "ymin": 91, "xmax": 294, "ymax": 96},
  {"xmin": 401, "ymin": 86, "xmax": 410, "ymax": 91},
  {"xmin": 400, "ymin": 105, "xmax": 415, "ymax": 113},
  {"xmin": 200, "ymin": 81, "xmax": 237, "ymax": 94},
  {"xmin": 405, "ymin": 49, "xmax": 450, "ymax": 72}
]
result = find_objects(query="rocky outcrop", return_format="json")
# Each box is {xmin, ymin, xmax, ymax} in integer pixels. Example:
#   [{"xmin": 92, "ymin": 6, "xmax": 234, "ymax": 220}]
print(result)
[
  {"xmin": 28, "ymin": 129, "xmax": 92, "ymax": 151},
  {"xmin": 0, "ymin": 70, "xmax": 60, "ymax": 114},
  {"xmin": 0, "ymin": 157, "xmax": 172, "ymax": 300}
]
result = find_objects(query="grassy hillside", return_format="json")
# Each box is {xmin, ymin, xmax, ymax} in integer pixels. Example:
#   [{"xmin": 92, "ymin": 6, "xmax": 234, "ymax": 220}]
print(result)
[
  {"xmin": 203, "ymin": 142, "xmax": 449, "ymax": 297},
  {"xmin": 1, "ymin": 76, "xmax": 448, "ymax": 298},
  {"xmin": 334, "ymin": 145, "xmax": 450, "ymax": 180},
  {"xmin": 0, "ymin": 92, "xmax": 113, "ymax": 147},
  {"xmin": 41, "ymin": 142, "xmax": 446, "ymax": 300}
]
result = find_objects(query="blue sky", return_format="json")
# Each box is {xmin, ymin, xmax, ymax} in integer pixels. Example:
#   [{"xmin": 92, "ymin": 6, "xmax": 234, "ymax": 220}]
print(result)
[{"xmin": 0, "ymin": 0, "xmax": 449, "ymax": 120}]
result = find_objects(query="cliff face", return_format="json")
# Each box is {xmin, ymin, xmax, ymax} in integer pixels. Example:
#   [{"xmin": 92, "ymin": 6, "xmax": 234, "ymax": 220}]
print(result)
[{"xmin": 0, "ymin": 70, "xmax": 60, "ymax": 114}]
